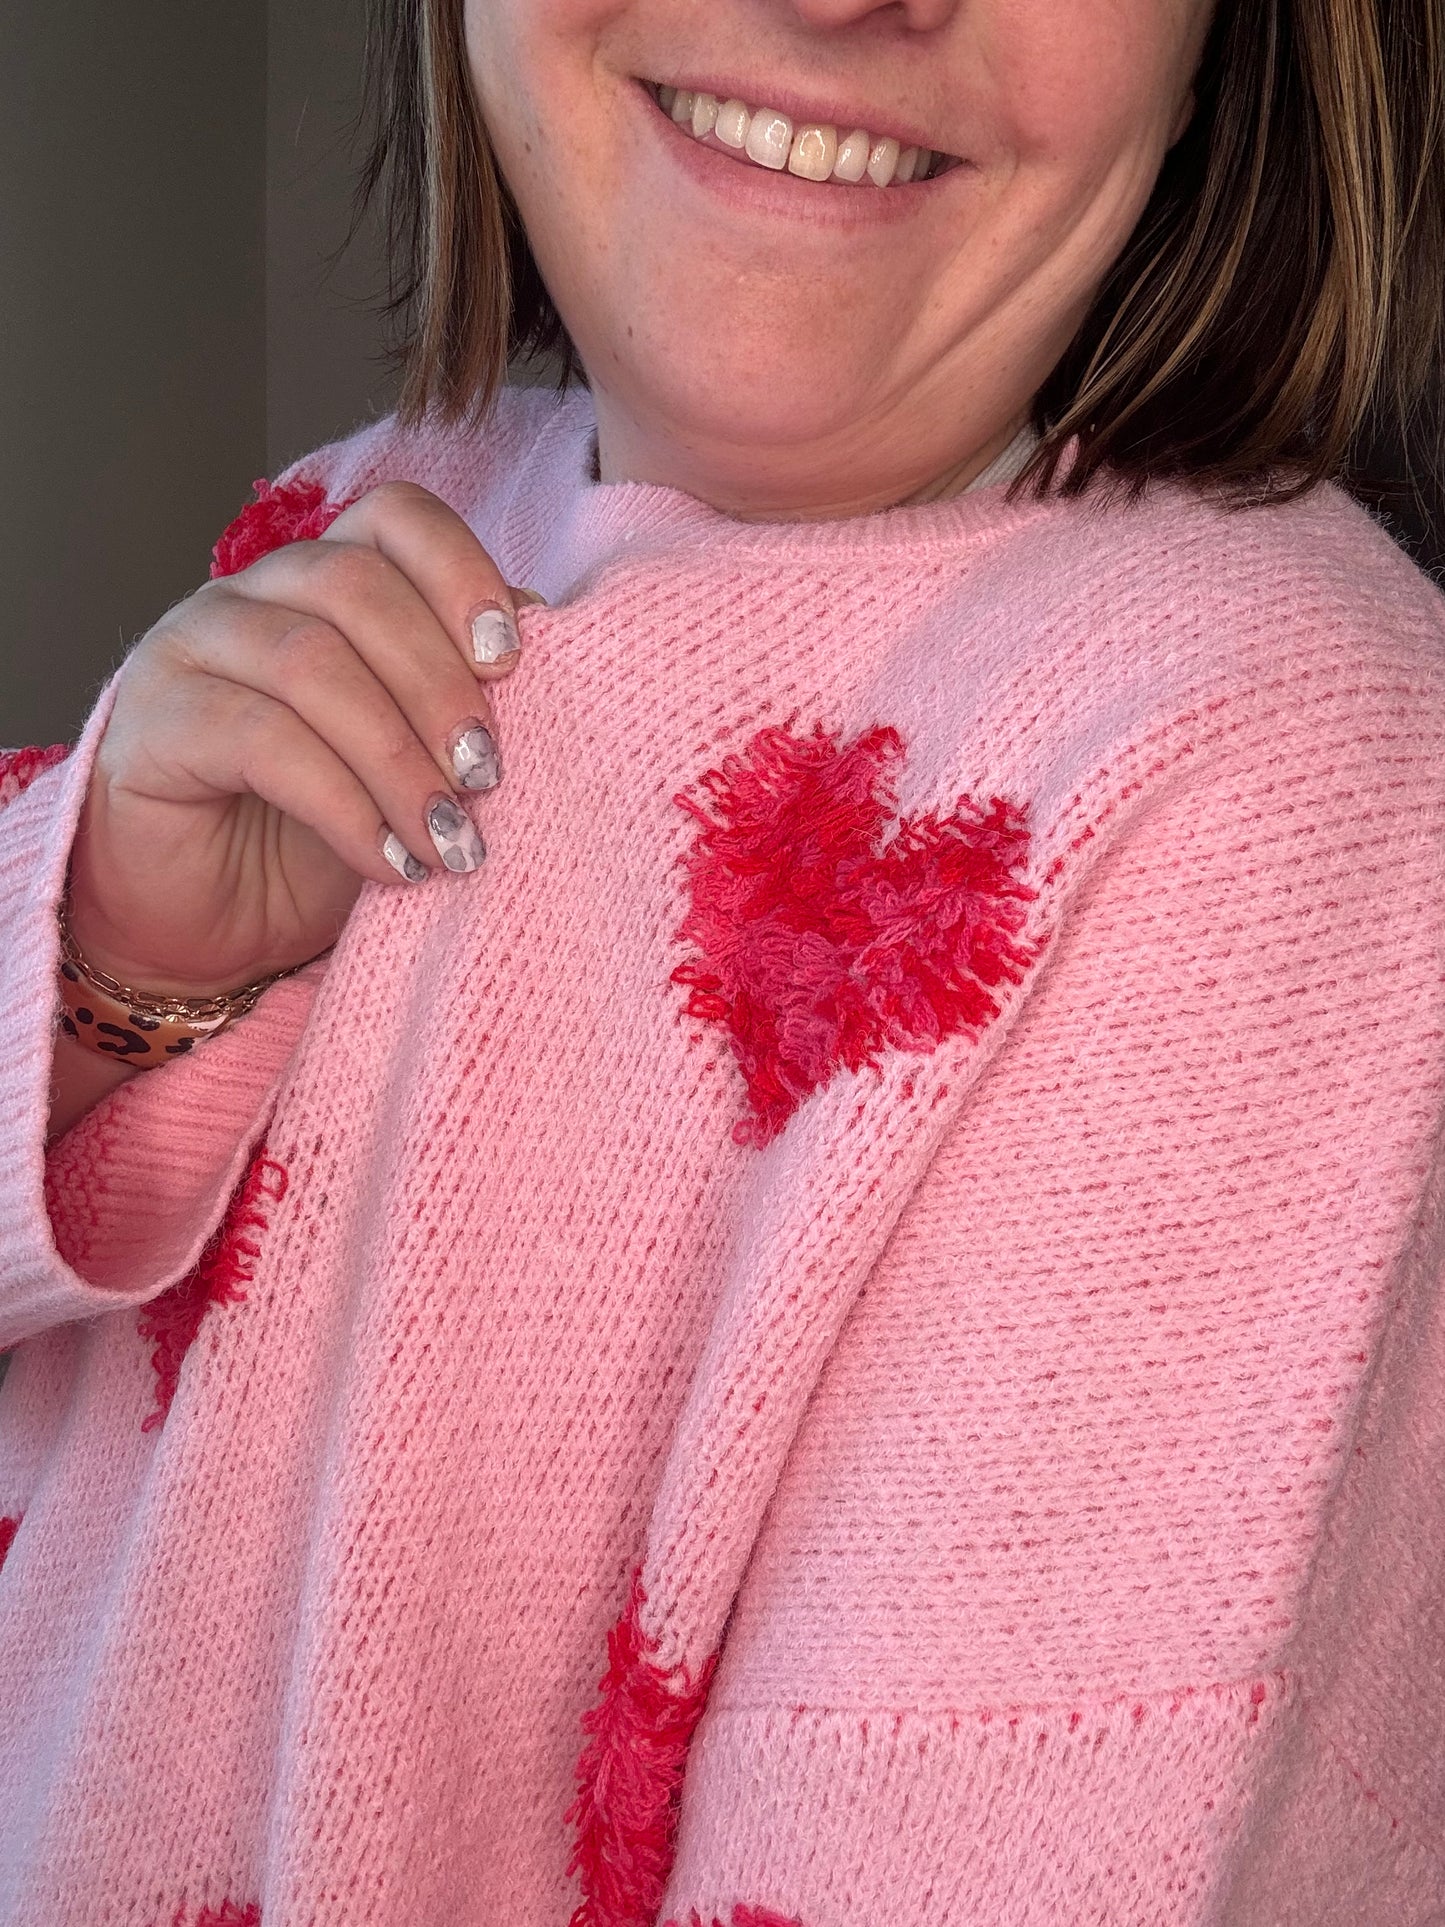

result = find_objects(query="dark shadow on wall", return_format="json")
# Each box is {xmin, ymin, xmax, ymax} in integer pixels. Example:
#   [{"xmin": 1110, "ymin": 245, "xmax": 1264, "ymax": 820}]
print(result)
[
  {"xmin": 0, "ymin": 3, "xmax": 267, "ymax": 749},
  {"xmin": 0, "ymin": 0, "xmax": 395, "ymax": 751}
]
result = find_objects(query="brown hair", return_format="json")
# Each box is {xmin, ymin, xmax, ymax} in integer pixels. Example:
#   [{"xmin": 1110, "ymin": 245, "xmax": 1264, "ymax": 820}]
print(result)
[{"xmin": 350, "ymin": 0, "xmax": 1444, "ymax": 519}]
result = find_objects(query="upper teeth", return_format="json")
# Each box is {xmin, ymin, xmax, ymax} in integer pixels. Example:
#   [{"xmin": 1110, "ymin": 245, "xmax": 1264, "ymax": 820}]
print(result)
[{"xmin": 652, "ymin": 84, "xmax": 951, "ymax": 187}]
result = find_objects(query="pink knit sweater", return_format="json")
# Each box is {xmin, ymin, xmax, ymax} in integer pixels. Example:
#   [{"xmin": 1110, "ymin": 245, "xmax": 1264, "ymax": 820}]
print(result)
[{"xmin": 2, "ymin": 386, "xmax": 1443, "ymax": 1927}]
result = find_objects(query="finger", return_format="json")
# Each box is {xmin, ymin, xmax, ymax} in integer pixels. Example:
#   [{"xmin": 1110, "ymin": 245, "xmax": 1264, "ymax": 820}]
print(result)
[
  {"xmin": 164, "ymin": 678, "xmax": 444, "ymax": 890},
  {"xmin": 188, "ymin": 558, "xmax": 504, "ymax": 804},
  {"xmin": 324, "ymin": 480, "xmax": 524, "ymax": 677},
  {"xmin": 164, "ymin": 601, "xmax": 492, "ymax": 874}
]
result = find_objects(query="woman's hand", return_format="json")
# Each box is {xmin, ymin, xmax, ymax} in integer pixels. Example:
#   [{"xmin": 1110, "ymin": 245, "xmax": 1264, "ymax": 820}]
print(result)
[{"xmin": 66, "ymin": 481, "xmax": 536, "ymax": 1000}]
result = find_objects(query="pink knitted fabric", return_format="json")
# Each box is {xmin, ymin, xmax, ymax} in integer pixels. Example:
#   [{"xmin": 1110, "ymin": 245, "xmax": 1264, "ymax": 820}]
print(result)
[{"xmin": 1, "ymin": 384, "xmax": 1443, "ymax": 1927}]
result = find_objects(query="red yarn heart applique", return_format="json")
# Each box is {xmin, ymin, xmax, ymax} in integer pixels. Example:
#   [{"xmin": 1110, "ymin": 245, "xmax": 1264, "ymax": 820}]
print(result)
[
  {"xmin": 136, "ymin": 1145, "xmax": 288, "ymax": 1431},
  {"xmin": 0, "ymin": 742, "xmax": 68, "ymax": 808},
  {"xmin": 209, "ymin": 475, "xmax": 362, "ymax": 580},
  {"xmin": 673, "ymin": 723, "xmax": 1039, "ymax": 1147}
]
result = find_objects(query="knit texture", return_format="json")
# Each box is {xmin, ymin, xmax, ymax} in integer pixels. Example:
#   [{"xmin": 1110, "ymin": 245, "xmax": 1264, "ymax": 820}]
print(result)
[{"xmin": 1, "ymin": 384, "xmax": 1443, "ymax": 1926}]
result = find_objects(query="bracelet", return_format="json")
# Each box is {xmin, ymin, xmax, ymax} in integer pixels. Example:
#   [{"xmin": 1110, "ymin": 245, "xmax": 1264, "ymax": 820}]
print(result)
[{"xmin": 55, "ymin": 894, "xmax": 321, "ymax": 1068}]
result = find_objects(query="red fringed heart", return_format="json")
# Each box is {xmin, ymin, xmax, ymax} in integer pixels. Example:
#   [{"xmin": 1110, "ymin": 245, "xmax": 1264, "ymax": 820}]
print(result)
[
  {"xmin": 209, "ymin": 476, "xmax": 361, "ymax": 580},
  {"xmin": 0, "ymin": 743, "xmax": 69, "ymax": 808},
  {"xmin": 673, "ymin": 723, "xmax": 1039, "ymax": 1147},
  {"xmin": 565, "ymin": 1569, "xmax": 718, "ymax": 1927},
  {"xmin": 663, "ymin": 1910, "xmax": 805, "ymax": 1927},
  {"xmin": 137, "ymin": 1146, "xmax": 288, "ymax": 1432}
]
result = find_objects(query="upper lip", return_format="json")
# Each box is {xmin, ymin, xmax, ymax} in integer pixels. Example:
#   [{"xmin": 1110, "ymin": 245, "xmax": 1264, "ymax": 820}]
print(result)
[{"xmin": 642, "ymin": 73, "xmax": 957, "ymax": 159}]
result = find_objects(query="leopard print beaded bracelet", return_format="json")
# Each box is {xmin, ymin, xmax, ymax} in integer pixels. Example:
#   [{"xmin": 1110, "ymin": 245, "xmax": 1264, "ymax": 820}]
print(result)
[{"xmin": 55, "ymin": 895, "xmax": 317, "ymax": 1067}]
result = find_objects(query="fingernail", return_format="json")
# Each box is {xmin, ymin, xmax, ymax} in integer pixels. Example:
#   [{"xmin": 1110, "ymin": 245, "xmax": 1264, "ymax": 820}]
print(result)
[
  {"xmin": 427, "ymin": 795, "xmax": 486, "ymax": 873},
  {"xmin": 451, "ymin": 720, "xmax": 501, "ymax": 791},
  {"xmin": 382, "ymin": 831, "xmax": 428, "ymax": 883},
  {"xmin": 470, "ymin": 605, "xmax": 520, "ymax": 665}
]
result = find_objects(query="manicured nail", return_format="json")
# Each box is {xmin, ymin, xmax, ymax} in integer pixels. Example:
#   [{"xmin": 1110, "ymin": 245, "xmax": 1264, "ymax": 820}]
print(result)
[
  {"xmin": 426, "ymin": 795, "xmax": 486, "ymax": 873},
  {"xmin": 382, "ymin": 831, "xmax": 427, "ymax": 883},
  {"xmin": 470, "ymin": 605, "xmax": 520, "ymax": 665},
  {"xmin": 451, "ymin": 720, "xmax": 501, "ymax": 791}
]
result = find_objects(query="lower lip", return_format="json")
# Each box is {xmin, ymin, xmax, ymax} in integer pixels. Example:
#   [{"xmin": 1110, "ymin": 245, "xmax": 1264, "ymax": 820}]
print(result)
[{"xmin": 630, "ymin": 79, "xmax": 964, "ymax": 228}]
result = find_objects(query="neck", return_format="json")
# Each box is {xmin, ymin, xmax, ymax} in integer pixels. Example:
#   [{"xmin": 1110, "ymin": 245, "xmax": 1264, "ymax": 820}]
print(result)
[{"xmin": 586, "ymin": 395, "xmax": 1037, "ymax": 523}]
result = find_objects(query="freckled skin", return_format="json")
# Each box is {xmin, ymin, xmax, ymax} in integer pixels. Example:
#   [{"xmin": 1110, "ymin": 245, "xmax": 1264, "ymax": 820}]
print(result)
[{"xmin": 465, "ymin": 0, "xmax": 1215, "ymax": 520}]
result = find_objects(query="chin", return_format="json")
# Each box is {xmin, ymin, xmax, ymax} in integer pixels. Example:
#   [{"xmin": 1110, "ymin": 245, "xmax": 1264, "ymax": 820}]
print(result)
[{"xmin": 576, "ymin": 285, "xmax": 900, "ymax": 460}]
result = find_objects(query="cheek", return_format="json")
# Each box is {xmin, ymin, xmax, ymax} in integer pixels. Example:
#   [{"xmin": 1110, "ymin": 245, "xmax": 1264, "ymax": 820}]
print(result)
[
  {"xmin": 464, "ymin": 0, "xmax": 629, "ymax": 265},
  {"xmin": 982, "ymin": 0, "xmax": 1190, "ymax": 173},
  {"xmin": 464, "ymin": 0, "xmax": 628, "ymax": 135},
  {"xmin": 464, "ymin": 2, "xmax": 551, "ymax": 169}
]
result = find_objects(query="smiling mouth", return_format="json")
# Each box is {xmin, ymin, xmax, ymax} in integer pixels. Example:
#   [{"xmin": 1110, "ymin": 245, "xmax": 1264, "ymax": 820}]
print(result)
[{"xmin": 643, "ymin": 80, "xmax": 964, "ymax": 187}]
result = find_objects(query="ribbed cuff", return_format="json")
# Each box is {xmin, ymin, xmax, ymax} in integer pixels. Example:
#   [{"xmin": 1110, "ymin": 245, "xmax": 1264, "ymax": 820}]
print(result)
[{"xmin": 663, "ymin": 1682, "xmax": 1293, "ymax": 1925}]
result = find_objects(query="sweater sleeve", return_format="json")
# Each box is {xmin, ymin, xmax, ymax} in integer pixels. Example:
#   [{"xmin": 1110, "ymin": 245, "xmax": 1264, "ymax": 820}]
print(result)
[
  {"xmin": 0, "ymin": 688, "xmax": 325, "ymax": 1350},
  {"xmin": 657, "ymin": 648, "xmax": 1445, "ymax": 1926}
]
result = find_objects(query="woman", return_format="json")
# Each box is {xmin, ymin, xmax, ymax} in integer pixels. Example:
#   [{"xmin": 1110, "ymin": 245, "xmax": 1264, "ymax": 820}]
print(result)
[{"xmin": 1, "ymin": 0, "xmax": 1442, "ymax": 1921}]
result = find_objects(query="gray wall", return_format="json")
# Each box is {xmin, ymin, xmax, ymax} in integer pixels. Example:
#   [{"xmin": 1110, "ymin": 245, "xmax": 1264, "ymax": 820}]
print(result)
[
  {"xmin": 267, "ymin": 0, "xmax": 397, "ymax": 479},
  {"xmin": 0, "ymin": 1, "xmax": 393, "ymax": 748}
]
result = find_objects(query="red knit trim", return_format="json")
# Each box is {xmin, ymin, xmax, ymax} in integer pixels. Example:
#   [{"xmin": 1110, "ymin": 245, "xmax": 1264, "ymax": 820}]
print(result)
[
  {"xmin": 673, "ymin": 723, "xmax": 1039, "ymax": 1146},
  {"xmin": 663, "ymin": 1910, "xmax": 804, "ymax": 1927},
  {"xmin": 565, "ymin": 1567, "xmax": 719, "ymax": 1927},
  {"xmin": 0, "ymin": 743, "xmax": 68, "ymax": 808},
  {"xmin": 209, "ymin": 475, "xmax": 361, "ymax": 579},
  {"xmin": 0, "ymin": 1514, "xmax": 21, "ymax": 1573},
  {"xmin": 137, "ymin": 1146, "xmax": 288, "ymax": 1431}
]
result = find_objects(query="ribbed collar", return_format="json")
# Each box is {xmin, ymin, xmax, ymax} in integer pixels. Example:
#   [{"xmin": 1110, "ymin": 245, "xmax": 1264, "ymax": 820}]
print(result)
[{"xmin": 504, "ymin": 393, "xmax": 1068, "ymax": 599}]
